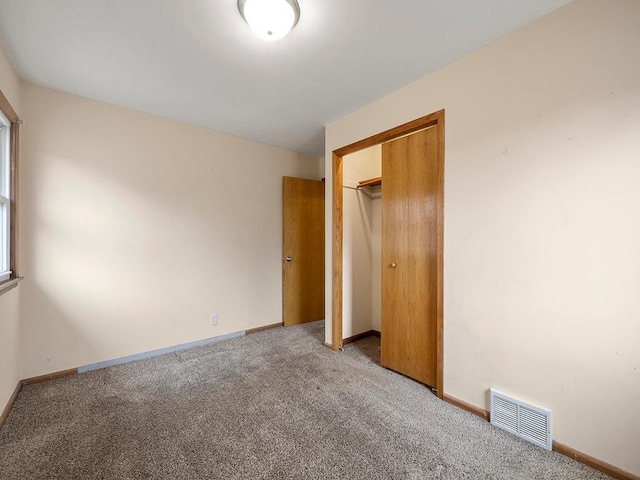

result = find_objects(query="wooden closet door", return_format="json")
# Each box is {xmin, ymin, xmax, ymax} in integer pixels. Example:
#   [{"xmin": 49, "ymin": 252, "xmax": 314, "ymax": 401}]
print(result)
[{"xmin": 381, "ymin": 126, "xmax": 439, "ymax": 387}]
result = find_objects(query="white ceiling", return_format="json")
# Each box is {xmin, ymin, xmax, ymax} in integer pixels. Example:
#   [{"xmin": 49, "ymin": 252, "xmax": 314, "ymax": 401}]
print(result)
[{"xmin": 0, "ymin": 0, "xmax": 571, "ymax": 156}]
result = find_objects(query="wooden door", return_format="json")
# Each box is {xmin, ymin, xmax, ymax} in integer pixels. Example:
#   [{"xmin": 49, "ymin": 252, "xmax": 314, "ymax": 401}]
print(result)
[
  {"xmin": 283, "ymin": 177, "xmax": 325, "ymax": 326},
  {"xmin": 381, "ymin": 126, "xmax": 439, "ymax": 386}
]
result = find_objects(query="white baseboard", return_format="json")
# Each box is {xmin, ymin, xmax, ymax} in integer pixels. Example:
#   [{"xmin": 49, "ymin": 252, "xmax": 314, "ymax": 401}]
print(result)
[{"xmin": 77, "ymin": 330, "xmax": 245, "ymax": 374}]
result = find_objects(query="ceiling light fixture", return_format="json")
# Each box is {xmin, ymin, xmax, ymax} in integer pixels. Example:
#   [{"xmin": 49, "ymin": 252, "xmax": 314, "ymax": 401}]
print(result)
[{"xmin": 238, "ymin": 0, "xmax": 300, "ymax": 41}]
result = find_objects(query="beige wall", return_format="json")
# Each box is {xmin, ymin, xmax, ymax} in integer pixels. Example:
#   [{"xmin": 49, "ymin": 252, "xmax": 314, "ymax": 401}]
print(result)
[
  {"xmin": 370, "ymin": 186, "xmax": 381, "ymax": 332},
  {"xmin": 325, "ymin": 0, "xmax": 640, "ymax": 474},
  {"xmin": 0, "ymin": 286, "xmax": 20, "ymax": 412},
  {"xmin": 342, "ymin": 146, "xmax": 380, "ymax": 338},
  {"xmin": 0, "ymin": 43, "xmax": 21, "ymax": 114},
  {"xmin": 0, "ymin": 43, "xmax": 22, "ymax": 413},
  {"xmin": 18, "ymin": 83, "xmax": 318, "ymax": 378}
]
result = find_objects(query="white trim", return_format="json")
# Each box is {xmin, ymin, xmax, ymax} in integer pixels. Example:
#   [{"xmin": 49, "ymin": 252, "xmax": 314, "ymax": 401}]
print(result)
[
  {"xmin": 77, "ymin": 330, "xmax": 245, "ymax": 373},
  {"xmin": 0, "ymin": 110, "xmax": 9, "ymax": 279},
  {"xmin": 0, "ymin": 196, "xmax": 8, "ymax": 276},
  {"xmin": 0, "ymin": 110, "xmax": 8, "ymax": 197},
  {"xmin": 0, "ymin": 276, "xmax": 21, "ymax": 294}
]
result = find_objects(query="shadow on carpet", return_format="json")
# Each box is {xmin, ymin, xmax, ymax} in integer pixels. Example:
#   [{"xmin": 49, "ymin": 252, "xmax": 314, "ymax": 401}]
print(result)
[{"xmin": 0, "ymin": 321, "xmax": 613, "ymax": 479}]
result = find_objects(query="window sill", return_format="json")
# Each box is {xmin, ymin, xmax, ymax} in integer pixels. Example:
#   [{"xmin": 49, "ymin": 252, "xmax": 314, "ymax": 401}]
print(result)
[{"xmin": 0, "ymin": 276, "xmax": 23, "ymax": 296}]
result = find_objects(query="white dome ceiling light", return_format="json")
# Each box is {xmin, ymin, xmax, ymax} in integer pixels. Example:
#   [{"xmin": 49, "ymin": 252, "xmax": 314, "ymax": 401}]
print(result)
[{"xmin": 238, "ymin": 0, "xmax": 300, "ymax": 41}]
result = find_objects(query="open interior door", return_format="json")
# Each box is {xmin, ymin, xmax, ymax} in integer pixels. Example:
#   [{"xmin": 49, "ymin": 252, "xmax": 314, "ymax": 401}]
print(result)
[{"xmin": 282, "ymin": 176, "xmax": 325, "ymax": 326}]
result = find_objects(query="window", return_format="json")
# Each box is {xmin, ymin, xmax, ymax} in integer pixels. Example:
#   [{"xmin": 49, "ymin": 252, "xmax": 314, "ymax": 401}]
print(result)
[
  {"xmin": 0, "ymin": 88, "xmax": 18, "ymax": 286},
  {"xmin": 0, "ymin": 109, "xmax": 10, "ymax": 282}
]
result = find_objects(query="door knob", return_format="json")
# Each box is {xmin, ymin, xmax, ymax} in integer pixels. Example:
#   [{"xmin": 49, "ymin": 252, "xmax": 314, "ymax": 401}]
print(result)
[
  {"xmin": 391, "ymin": 262, "xmax": 397, "ymax": 268},
  {"xmin": 286, "ymin": 256, "xmax": 292, "ymax": 262}
]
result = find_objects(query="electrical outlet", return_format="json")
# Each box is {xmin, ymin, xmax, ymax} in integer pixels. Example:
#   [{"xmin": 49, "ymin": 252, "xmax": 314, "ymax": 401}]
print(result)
[{"xmin": 210, "ymin": 313, "xmax": 218, "ymax": 325}]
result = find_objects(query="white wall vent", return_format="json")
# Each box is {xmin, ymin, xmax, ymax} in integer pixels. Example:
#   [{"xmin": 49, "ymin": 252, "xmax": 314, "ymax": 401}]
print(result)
[{"xmin": 490, "ymin": 388, "xmax": 552, "ymax": 450}]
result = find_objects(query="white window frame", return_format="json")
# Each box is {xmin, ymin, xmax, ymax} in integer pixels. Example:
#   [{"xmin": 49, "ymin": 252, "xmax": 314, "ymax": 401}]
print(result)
[{"xmin": 0, "ymin": 108, "xmax": 11, "ymax": 283}]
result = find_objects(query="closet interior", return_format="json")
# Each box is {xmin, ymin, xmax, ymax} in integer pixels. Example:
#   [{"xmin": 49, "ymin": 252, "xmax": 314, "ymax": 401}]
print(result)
[{"xmin": 342, "ymin": 144, "xmax": 382, "ymax": 340}]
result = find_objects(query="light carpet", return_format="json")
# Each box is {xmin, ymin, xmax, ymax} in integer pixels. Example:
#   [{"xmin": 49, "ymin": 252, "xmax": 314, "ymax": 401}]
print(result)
[{"xmin": 0, "ymin": 321, "xmax": 612, "ymax": 479}]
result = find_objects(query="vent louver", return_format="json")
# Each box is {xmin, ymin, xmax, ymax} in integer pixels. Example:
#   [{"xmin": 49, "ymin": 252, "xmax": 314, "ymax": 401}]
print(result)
[{"xmin": 490, "ymin": 388, "xmax": 552, "ymax": 450}]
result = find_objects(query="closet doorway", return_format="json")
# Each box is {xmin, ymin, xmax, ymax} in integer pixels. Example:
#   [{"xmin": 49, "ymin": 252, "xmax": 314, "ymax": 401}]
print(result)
[{"xmin": 331, "ymin": 111, "xmax": 444, "ymax": 397}]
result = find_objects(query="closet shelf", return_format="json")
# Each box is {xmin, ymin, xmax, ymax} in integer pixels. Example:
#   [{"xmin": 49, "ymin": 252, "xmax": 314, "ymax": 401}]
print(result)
[{"xmin": 357, "ymin": 177, "xmax": 382, "ymax": 188}]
